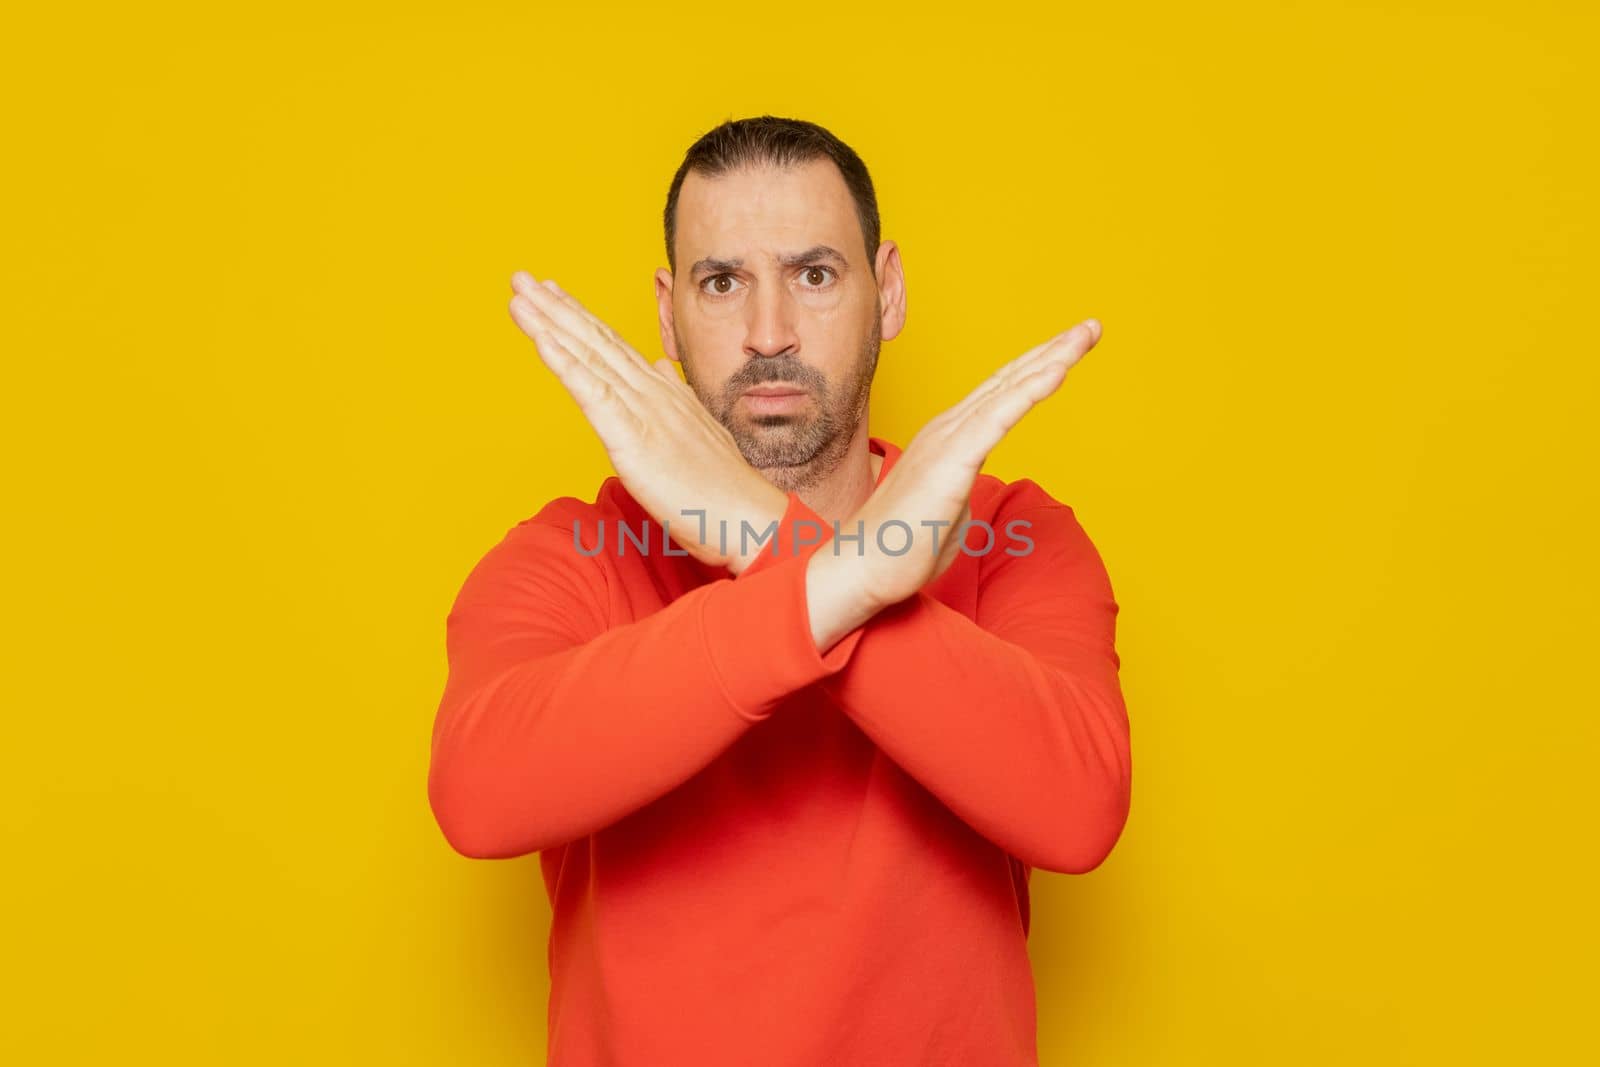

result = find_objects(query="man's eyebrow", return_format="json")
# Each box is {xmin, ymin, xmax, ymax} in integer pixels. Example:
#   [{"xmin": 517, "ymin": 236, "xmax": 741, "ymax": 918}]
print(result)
[{"xmin": 689, "ymin": 245, "xmax": 850, "ymax": 277}]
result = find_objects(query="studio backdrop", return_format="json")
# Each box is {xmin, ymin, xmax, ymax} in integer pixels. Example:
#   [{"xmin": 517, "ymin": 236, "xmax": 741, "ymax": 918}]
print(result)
[{"xmin": 4, "ymin": 2, "xmax": 1594, "ymax": 1064}]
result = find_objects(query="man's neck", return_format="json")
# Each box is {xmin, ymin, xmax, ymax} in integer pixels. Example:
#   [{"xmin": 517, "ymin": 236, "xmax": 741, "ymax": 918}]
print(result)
[{"xmin": 788, "ymin": 422, "xmax": 880, "ymax": 527}]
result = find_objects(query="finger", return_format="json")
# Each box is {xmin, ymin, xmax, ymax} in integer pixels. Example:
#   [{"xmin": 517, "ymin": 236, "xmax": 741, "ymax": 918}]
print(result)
[
  {"xmin": 944, "ymin": 320, "xmax": 1097, "ymax": 424},
  {"xmin": 516, "ymin": 278, "xmax": 658, "ymax": 393},
  {"xmin": 538, "ymin": 277, "xmax": 617, "ymax": 339},
  {"xmin": 516, "ymin": 285, "xmax": 645, "ymax": 394},
  {"xmin": 945, "ymin": 323, "xmax": 1094, "ymax": 464},
  {"xmin": 508, "ymin": 299, "xmax": 640, "ymax": 422},
  {"xmin": 512, "ymin": 295, "xmax": 595, "ymax": 390},
  {"xmin": 510, "ymin": 271, "xmax": 631, "ymax": 366},
  {"xmin": 1009, "ymin": 353, "xmax": 1075, "ymax": 405},
  {"xmin": 540, "ymin": 277, "xmax": 635, "ymax": 352},
  {"xmin": 991, "ymin": 320, "xmax": 1097, "ymax": 404},
  {"xmin": 541, "ymin": 279, "xmax": 660, "ymax": 386},
  {"xmin": 965, "ymin": 355, "xmax": 1070, "ymax": 444},
  {"xmin": 654, "ymin": 357, "xmax": 685, "ymax": 386},
  {"xmin": 651, "ymin": 356, "xmax": 691, "ymax": 399},
  {"xmin": 511, "ymin": 293, "xmax": 638, "ymax": 403},
  {"xmin": 989, "ymin": 318, "xmax": 1096, "ymax": 391},
  {"xmin": 510, "ymin": 293, "xmax": 579, "ymax": 374},
  {"xmin": 942, "ymin": 386, "xmax": 1040, "ymax": 477},
  {"xmin": 511, "ymin": 304, "xmax": 650, "ymax": 448},
  {"xmin": 652, "ymin": 356, "xmax": 731, "ymax": 432}
]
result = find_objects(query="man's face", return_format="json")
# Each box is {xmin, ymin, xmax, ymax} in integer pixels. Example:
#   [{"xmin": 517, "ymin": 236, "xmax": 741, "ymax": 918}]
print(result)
[{"xmin": 655, "ymin": 158, "xmax": 901, "ymax": 490}]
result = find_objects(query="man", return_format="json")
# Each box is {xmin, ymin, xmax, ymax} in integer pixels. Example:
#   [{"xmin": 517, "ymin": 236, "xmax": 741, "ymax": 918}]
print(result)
[{"xmin": 428, "ymin": 115, "xmax": 1131, "ymax": 1066}]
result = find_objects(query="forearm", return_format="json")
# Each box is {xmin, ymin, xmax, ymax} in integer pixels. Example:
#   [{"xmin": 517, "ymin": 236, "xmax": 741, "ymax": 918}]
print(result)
[
  {"xmin": 819, "ymin": 591, "xmax": 1131, "ymax": 873},
  {"xmin": 810, "ymin": 499, "xmax": 1132, "ymax": 875},
  {"xmin": 429, "ymin": 518, "xmax": 858, "ymax": 860},
  {"xmin": 431, "ymin": 585, "xmax": 743, "ymax": 859}
]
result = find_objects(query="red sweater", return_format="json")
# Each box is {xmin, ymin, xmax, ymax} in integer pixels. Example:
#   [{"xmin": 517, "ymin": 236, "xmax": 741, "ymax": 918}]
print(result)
[{"xmin": 428, "ymin": 435, "xmax": 1132, "ymax": 1066}]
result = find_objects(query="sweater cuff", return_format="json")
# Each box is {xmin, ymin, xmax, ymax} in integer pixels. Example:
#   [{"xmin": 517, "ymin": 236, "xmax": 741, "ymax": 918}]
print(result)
[{"xmin": 699, "ymin": 492, "xmax": 868, "ymax": 721}]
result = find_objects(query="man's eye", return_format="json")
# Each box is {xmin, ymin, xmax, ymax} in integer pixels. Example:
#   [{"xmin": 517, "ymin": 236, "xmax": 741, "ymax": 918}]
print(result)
[
  {"xmin": 699, "ymin": 267, "xmax": 835, "ymax": 298},
  {"xmin": 702, "ymin": 274, "xmax": 741, "ymax": 297}
]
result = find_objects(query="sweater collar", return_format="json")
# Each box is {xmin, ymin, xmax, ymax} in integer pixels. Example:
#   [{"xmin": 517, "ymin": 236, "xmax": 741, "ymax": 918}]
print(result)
[{"xmin": 868, "ymin": 434, "xmax": 902, "ymax": 486}]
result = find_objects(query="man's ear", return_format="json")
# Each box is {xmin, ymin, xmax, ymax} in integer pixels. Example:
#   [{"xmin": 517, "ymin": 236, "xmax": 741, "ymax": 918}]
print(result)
[
  {"xmin": 874, "ymin": 240, "xmax": 907, "ymax": 343},
  {"xmin": 654, "ymin": 267, "xmax": 681, "ymax": 362}
]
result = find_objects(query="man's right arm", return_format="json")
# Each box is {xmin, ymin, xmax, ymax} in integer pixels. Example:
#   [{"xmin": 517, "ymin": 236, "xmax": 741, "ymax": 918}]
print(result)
[{"xmin": 427, "ymin": 495, "xmax": 866, "ymax": 859}]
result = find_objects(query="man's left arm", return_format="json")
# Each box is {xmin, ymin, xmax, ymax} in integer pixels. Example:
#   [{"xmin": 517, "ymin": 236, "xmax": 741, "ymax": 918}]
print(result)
[{"xmin": 814, "ymin": 499, "xmax": 1131, "ymax": 875}]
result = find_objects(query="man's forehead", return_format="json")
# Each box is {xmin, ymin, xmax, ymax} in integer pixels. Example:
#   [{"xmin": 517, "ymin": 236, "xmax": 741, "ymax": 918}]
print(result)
[{"xmin": 675, "ymin": 160, "xmax": 861, "ymax": 268}]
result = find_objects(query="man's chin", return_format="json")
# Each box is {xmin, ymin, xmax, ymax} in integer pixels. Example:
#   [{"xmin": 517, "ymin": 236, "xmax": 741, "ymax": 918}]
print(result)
[
  {"xmin": 736, "ymin": 438, "xmax": 822, "ymax": 472},
  {"xmin": 732, "ymin": 415, "xmax": 811, "ymax": 444}
]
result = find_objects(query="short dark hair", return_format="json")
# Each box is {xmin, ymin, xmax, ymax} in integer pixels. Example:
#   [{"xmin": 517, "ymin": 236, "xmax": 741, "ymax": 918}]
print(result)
[{"xmin": 662, "ymin": 115, "xmax": 881, "ymax": 277}]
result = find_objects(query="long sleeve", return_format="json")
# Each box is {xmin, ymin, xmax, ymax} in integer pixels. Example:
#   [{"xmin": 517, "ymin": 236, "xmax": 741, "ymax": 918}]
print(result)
[
  {"xmin": 427, "ymin": 493, "xmax": 866, "ymax": 859},
  {"xmin": 805, "ymin": 496, "xmax": 1132, "ymax": 875}
]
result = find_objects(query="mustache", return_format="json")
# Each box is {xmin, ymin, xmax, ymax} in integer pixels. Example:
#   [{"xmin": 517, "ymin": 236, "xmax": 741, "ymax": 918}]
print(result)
[{"xmin": 724, "ymin": 357, "xmax": 827, "ymax": 393}]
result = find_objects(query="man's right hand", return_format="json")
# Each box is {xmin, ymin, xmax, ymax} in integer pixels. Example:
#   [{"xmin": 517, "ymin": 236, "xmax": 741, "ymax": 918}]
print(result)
[
  {"xmin": 508, "ymin": 271, "xmax": 789, "ymax": 575},
  {"xmin": 806, "ymin": 319, "xmax": 1102, "ymax": 652}
]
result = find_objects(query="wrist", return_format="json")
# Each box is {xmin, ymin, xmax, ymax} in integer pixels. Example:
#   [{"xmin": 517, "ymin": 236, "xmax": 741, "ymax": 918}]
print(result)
[
  {"xmin": 805, "ymin": 549, "xmax": 882, "ymax": 653},
  {"xmin": 725, "ymin": 484, "xmax": 795, "ymax": 576}
]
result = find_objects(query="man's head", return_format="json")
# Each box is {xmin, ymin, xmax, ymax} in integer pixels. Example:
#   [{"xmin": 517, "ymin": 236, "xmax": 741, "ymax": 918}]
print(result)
[{"xmin": 655, "ymin": 116, "xmax": 906, "ymax": 493}]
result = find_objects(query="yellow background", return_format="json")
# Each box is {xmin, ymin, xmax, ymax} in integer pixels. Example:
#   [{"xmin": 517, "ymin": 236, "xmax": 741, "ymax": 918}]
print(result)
[{"xmin": 5, "ymin": 1, "xmax": 1595, "ymax": 1062}]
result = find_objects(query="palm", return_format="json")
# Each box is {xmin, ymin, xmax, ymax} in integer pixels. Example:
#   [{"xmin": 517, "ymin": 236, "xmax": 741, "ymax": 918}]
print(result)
[
  {"xmin": 853, "ymin": 319, "xmax": 1101, "ymax": 605},
  {"xmin": 506, "ymin": 272, "xmax": 788, "ymax": 571}
]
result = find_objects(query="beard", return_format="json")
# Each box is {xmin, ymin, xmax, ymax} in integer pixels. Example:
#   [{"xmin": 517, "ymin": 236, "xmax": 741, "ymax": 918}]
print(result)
[{"xmin": 677, "ymin": 309, "xmax": 881, "ymax": 493}]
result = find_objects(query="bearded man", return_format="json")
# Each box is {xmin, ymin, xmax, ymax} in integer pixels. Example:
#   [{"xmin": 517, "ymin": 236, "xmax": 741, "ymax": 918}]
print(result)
[{"xmin": 429, "ymin": 114, "xmax": 1131, "ymax": 1067}]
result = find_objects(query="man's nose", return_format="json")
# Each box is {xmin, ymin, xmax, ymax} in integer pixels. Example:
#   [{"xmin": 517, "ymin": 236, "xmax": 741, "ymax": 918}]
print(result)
[{"xmin": 743, "ymin": 283, "xmax": 799, "ymax": 358}]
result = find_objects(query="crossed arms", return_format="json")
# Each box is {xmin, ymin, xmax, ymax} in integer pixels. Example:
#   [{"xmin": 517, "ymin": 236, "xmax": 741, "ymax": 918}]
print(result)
[
  {"xmin": 426, "ymin": 273, "xmax": 1130, "ymax": 872},
  {"xmin": 428, "ymin": 482, "xmax": 1131, "ymax": 873}
]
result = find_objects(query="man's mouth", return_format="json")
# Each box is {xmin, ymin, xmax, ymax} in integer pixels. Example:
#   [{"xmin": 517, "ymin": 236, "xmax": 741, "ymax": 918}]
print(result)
[{"xmin": 741, "ymin": 384, "xmax": 810, "ymax": 414}]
